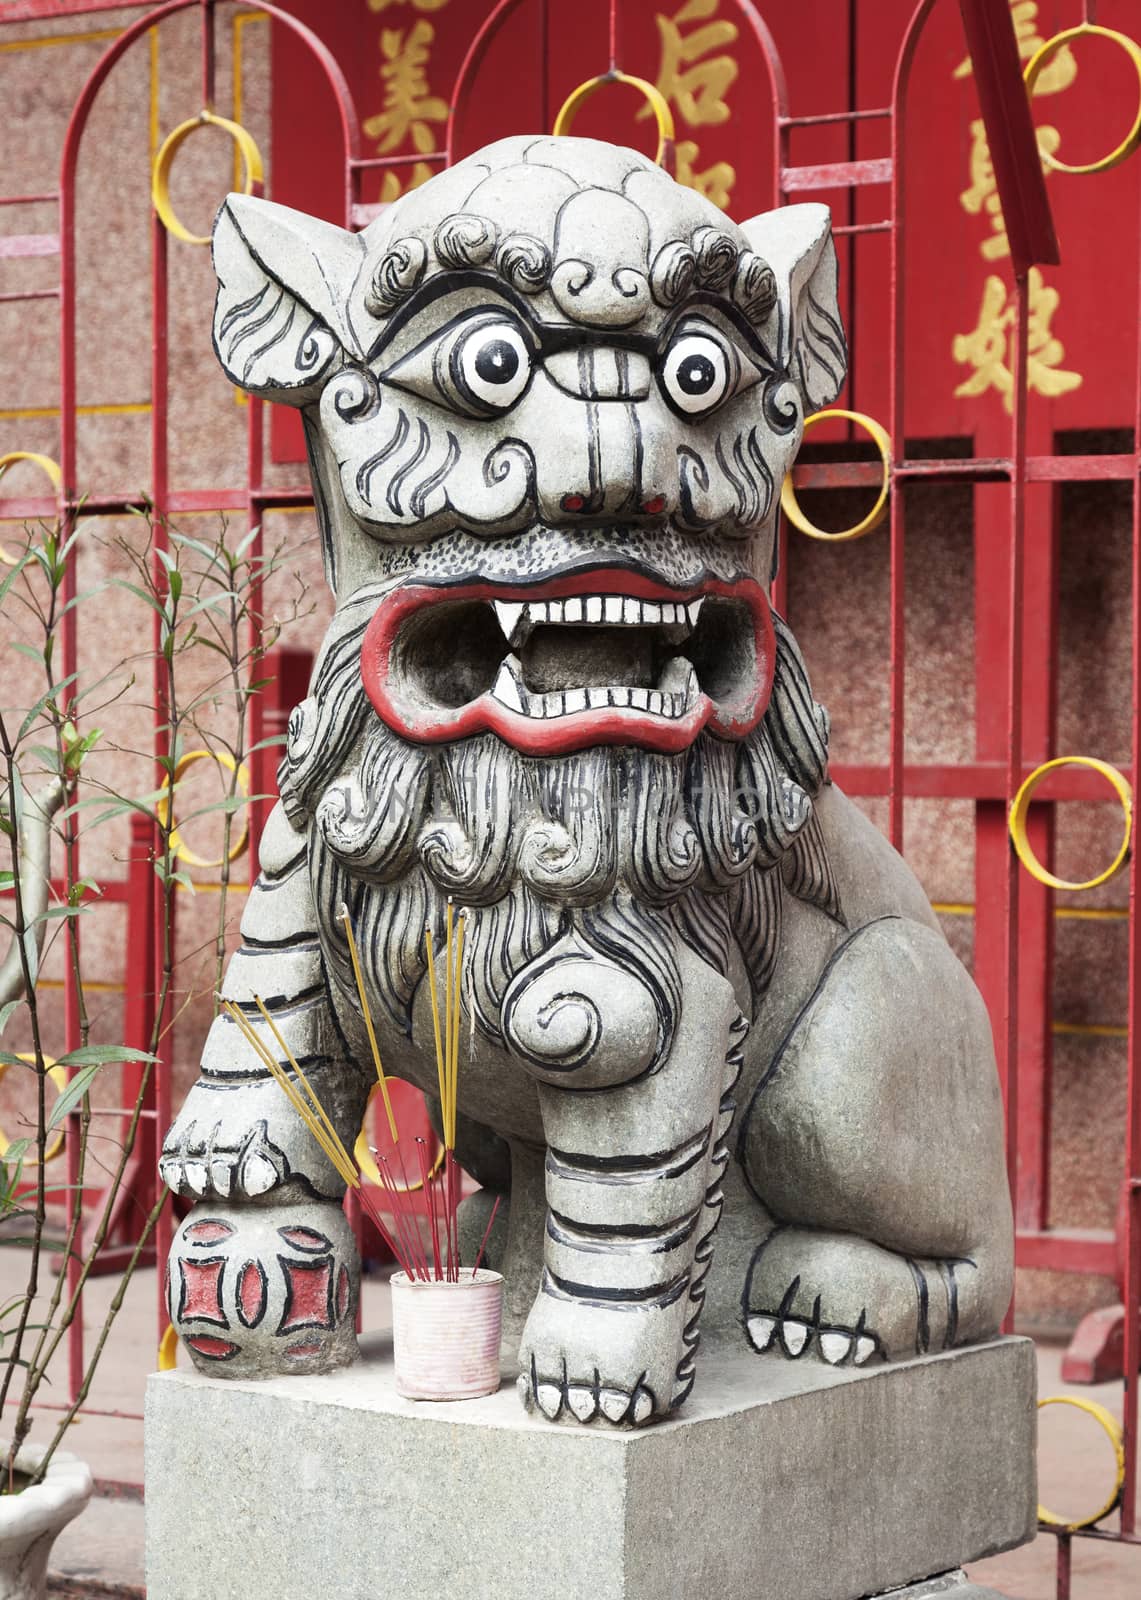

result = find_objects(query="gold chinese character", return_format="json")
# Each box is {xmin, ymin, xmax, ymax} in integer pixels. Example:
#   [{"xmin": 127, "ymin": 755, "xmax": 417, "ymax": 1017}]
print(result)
[
  {"xmin": 674, "ymin": 140, "xmax": 736, "ymax": 209},
  {"xmin": 362, "ymin": 21, "xmax": 450, "ymax": 156},
  {"xmin": 379, "ymin": 162, "xmax": 436, "ymax": 205},
  {"xmin": 644, "ymin": 0, "xmax": 739, "ymax": 128},
  {"xmin": 953, "ymin": 1, "xmax": 1077, "ymax": 96},
  {"xmin": 369, "ymin": 0, "xmax": 449, "ymax": 10},
  {"xmin": 960, "ymin": 118, "xmax": 1061, "ymax": 261},
  {"xmin": 952, "ymin": 267, "xmax": 1082, "ymax": 411}
]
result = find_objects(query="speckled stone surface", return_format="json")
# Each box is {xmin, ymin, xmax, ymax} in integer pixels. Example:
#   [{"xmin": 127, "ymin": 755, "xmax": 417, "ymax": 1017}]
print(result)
[
  {"xmin": 144, "ymin": 1334, "xmax": 1035, "ymax": 1600},
  {"xmin": 876, "ymin": 1576, "xmax": 1010, "ymax": 1600}
]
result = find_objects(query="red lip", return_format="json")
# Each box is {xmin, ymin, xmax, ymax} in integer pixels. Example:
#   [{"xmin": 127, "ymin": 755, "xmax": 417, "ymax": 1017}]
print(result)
[{"xmin": 359, "ymin": 566, "xmax": 775, "ymax": 757}]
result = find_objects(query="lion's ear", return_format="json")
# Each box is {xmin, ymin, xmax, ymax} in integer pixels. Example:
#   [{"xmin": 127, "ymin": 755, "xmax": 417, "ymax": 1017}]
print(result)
[
  {"xmin": 211, "ymin": 194, "xmax": 366, "ymax": 404},
  {"xmin": 739, "ymin": 202, "xmax": 846, "ymax": 409}
]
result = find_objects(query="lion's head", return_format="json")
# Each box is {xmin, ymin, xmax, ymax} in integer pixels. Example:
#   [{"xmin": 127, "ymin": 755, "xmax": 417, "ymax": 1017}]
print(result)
[{"xmin": 211, "ymin": 136, "xmax": 845, "ymax": 1081}]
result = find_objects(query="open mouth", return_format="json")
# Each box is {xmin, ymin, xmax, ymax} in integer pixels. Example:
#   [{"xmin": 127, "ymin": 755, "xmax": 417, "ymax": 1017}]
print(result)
[{"xmin": 359, "ymin": 566, "xmax": 775, "ymax": 756}]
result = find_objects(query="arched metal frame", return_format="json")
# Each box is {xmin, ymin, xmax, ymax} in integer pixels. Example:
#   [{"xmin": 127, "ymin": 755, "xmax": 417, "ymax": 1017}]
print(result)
[{"xmin": 0, "ymin": 6, "xmax": 1137, "ymax": 1571}]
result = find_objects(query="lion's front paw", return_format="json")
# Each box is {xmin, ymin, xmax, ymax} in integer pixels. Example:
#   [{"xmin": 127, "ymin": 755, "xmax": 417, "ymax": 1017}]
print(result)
[
  {"xmin": 159, "ymin": 1075, "xmax": 341, "ymax": 1200},
  {"xmin": 515, "ymin": 1283, "xmax": 687, "ymax": 1427}
]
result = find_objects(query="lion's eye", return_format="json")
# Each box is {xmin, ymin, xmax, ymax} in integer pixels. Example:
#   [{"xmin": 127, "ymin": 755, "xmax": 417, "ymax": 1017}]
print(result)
[
  {"xmin": 454, "ymin": 321, "xmax": 531, "ymax": 410},
  {"xmin": 657, "ymin": 320, "xmax": 762, "ymax": 419},
  {"xmin": 381, "ymin": 310, "xmax": 534, "ymax": 418}
]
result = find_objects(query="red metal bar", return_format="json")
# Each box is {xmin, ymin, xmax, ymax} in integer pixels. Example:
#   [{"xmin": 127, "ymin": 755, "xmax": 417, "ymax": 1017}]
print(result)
[
  {"xmin": 0, "ymin": 0, "xmax": 151, "ymax": 17},
  {"xmin": 998, "ymin": 273, "xmax": 1029, "ymax": 1333},
  {"xmin": 149, "ymin": 194, "xmax": 173, "ymax": 1347},
  {"xmin": 1015, "ymin": 1229, "xmax": 1118, "ymax": 1275},
  {"xmin": 0, "ymin": 235, "xmax": 59, "ymax": 259},
  {"xmin": 200, "ymin": 0, "xmax": 216, "ymax": 110},
  {"xmin": 1121, "ymin": 81, "xmax": 1141, "ymax": 1527},
  {"xmin": 789, "ymin": 453, "xmax": 1140, "ymax": 490},
  {"xmin": 885, "ymin": 6, "xmax": 936, "ymax": 853},
  {"xmin": 351, "ymin": 153, "xmax": 448, "ymax": 170},
  {"xmin": 956, "ymin": 0, "xmax": 1059, "ymax": 275},
  {"xmin": 780, "ymin": 156, "xmax": 892, "ymax": 190},
  {"xmin": 780, "ymin": 106, "xmax": 891, "ymax": 127}
]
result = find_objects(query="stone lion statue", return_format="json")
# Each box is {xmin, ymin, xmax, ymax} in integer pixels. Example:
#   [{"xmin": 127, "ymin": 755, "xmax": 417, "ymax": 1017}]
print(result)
[{"xmin": 160, "ymin": 135, "xmax": 1013, "ymax": 1426}]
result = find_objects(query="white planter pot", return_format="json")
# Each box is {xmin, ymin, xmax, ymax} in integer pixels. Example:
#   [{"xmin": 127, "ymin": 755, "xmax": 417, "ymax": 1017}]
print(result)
[{"xmin": 0, "ymin": 1444, "xmax": 92, "ymax": 1600}]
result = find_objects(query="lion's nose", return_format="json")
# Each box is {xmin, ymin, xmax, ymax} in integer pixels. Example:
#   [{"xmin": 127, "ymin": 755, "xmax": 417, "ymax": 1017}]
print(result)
[
  {"xmin": 539, "ymin": 398, "xmax": 669, "ymax": 522},
  {"xmin": 545, "ymin": 349, "xmax": 651, "ymax": 401}
]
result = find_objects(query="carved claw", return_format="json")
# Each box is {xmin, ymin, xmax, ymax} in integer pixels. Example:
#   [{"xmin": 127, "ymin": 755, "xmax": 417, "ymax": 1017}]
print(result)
[
  {"xmin": 746, "ymin": 1308, "xmax": 881, "ymax": 1367},
  {"xmin": 516, "ymin": 1366, "xmax": 658, "ymax": 1427},
  {"xmin": 160, "ymin": 1115, "xmax": 290, "ymax": 1201},
  {"xmin": 160, "ymin": 1070, "xmax": 350, "ymax": 1201}
]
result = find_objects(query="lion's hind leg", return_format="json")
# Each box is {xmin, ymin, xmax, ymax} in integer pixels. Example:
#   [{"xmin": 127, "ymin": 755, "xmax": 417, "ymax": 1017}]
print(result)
[{"xmin": 739, "ymin": 916, "xmax": 1013, "ymax": 1364}]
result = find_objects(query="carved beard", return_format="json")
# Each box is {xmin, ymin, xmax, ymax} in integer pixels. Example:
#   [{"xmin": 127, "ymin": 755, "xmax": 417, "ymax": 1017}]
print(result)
[{"xmin": 281, "ymin": 590, "xmax": 838, "ymax": 1073}]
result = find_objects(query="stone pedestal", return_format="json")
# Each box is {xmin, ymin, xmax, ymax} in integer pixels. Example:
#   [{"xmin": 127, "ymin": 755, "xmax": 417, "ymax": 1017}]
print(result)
[{"xmin": 144, "ymin": 1336, "xmax": 1035, "ymax": 1600}]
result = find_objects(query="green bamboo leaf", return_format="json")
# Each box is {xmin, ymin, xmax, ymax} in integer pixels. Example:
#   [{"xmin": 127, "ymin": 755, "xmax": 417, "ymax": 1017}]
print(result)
[
  {"xmin": 54, "ymin": 1045, "xmax": 157, "ymax": 1068},
  {"xmin": 0, "ymin": 550, "xmax": 31, "ymax": 608},
  {"xmin": 18, "ymin": 672, "xmax": 80, "ymax": 740},
  {"xmin": 43, "ymin": 1064, "xmax": 101, "ymax": 1131}
]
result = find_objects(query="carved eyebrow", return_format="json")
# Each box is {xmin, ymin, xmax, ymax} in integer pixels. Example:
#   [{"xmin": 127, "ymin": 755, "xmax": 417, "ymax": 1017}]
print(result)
[{"xmin": 364, "ymin": 269, "xmax": 538, "ymax": 361}]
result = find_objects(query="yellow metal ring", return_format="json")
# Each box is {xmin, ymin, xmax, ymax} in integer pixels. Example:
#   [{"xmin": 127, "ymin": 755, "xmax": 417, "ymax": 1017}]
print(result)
[
  {"xmin": 1024, "ymin": 25, "xmax": 1141, "ymax": 174},
  {"xmin": 553, "ymin": 71, "xmax": 675, "ymax": 167},
  {"xmin": 781, "ymin": 409, "xmax": 893, "ymax": 542},
  {"xmin": 157, "ymin": 749, "xmax": 250, "ymax": 869},
  {"xmin": 0, "ymin": 1058, "xmax": 69, "ymax": 1166},
  {"xmin": 158, "ymin": 1323, "xmax": 179, "ymax": 1370},
  {"xmin": 0, "ymin": 453, "xmax": 63, "ymax": 563},
  {"xmin": 152, "ymin": 110, "xmax": 264, "ymax": 246},
  {"xmin": 354, "ymin": 1081, "xmax": 445, "ymax": 1191},
  {"xmin": 1009, "ymin": 757, "xmax": 1133, "ymax": 892},
  {"xmin": 1037, "ymin": 1396, "xmax": 1125, "ymax": 1530}
]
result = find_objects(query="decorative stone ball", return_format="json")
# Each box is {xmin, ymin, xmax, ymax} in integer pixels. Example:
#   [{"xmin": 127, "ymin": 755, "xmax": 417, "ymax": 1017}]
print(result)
[{"xmin": 167, "ymin": 1198, "xmax": 360, "ymax": 1378}]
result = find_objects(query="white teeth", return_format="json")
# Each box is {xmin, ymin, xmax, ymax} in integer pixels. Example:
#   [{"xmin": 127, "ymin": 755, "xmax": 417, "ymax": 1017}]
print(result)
[
  {"xmin": 854, "ymin": 1336, "xmax": 878, "ymax": 1366},
  {"xmin": 490, "ymin": 666, "xmax": 699, "ymax": 720},
  {"xmin": 492, "ymin": 600, "xmax": 525, "ymax": 642},
  {"xmin": 491, "ymin": 660, "xmax": 524, "ymax": 713},
  {"xmin": 484, "ymin": 594, "xmax": 709, "ymax": 721},
  {"xmin": 491, "ymin": 593, "xmax": 706, "ymax": 637}
]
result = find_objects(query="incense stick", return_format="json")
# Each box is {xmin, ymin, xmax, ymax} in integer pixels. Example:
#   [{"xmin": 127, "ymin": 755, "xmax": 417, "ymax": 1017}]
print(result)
[
  {"xmin": 221, "ymin": 998, "xmax": 356, "ymax": 1188},
  {"xmin": 339, "ymin": 903, "xmax": 399, "ymax": 1145},
  {"xmin": 227, "ymin": 901, "xmax": 475, "ymax": 1286},
  {"xmin": 471, "ymin": 1195, "xmax": 501, "ymax": 1277}
]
